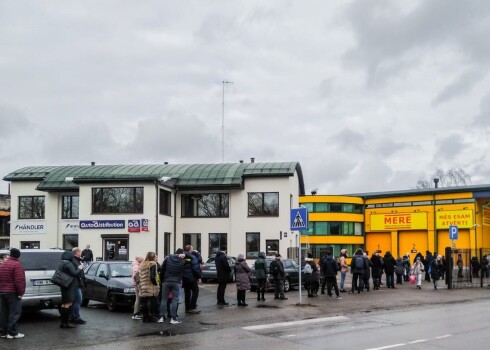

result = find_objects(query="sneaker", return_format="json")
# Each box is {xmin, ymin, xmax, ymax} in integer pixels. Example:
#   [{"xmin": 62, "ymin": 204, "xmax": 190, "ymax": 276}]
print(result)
[
  {"xmin": 328, "ymin": 295, "xmax": 333, "ymax": 299},
  {"xmin": 157, "ymin": 317, "xmax": 165, "ymax": 323},
  {"xmin": 7, "ymin": 333, "xmax": 25, "ymax": 339},
  {"xmin": 72, "ymin": 319, "xmax": 86, "ymax": 324},
  {"xmin": 336, "ymin": 296, "xmax": 342, "ymax": 300},
  {"xmin": 132, "ymin": 314, "xmax": 142, "ymax": 320},
  {"xmin": 0, "ymin": 334, "xmax": 7, "ymax": 338},
  {"xmin": 170, "ymin": 318, "xmax": 182, "ymax": 325},
  {"xmin": 188, "ymin": 309, "xmax": 201, "ymax": 314}
]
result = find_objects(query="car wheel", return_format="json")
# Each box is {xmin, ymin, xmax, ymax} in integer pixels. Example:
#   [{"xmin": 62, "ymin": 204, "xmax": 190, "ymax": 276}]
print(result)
[
  {"xmin": 107, "ymin": 292, "xmax": 117, "ymax": 312},
  {"xmin": 284, "ymin": 278, "xmax": 290, "ymax": 293},
  {"xmin": 81, "ymin": 298, "xmax": 89, "ymax": 307}
]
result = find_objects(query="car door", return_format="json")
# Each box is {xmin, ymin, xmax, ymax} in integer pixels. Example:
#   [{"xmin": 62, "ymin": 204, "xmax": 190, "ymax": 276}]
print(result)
[
  {"xmin": 83, "ymin": 262, "xmax": 99, "ymax": 301},
  {"xmin": 284, "ymin": 259, "xmax": 299, "ymax": 285},
  {"xmin": 92, "ymin": 263, "xmax": 109, "ymax": 302}
]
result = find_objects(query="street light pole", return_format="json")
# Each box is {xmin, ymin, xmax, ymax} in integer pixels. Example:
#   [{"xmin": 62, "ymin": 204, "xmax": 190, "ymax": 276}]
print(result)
[{"xmin": 222, "ymin": 80, "xmax": 233, "ymax": 163}]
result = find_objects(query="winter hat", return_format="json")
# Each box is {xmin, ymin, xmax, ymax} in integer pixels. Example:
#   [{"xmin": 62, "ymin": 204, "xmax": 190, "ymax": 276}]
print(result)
[
  {"xmin": 416, "ymin": 257, "xmax": 421, "ymax": 261},
  {"xmin": 258, "ymin": 252, "xmax": 266, "ymax": 259},
  {"xmin": 9, "ymin": 248, "xmax": 21, "ymax": 258},
  {"xmin": 437, "ymin": 255, "xmax": 442, "ymax": 261},
  {"xmin": 175, "ymin": 248, "xmax": 184, "ymax": 254},
  {"xmin": 237, "ymin": 253, "xmax": 245, "ymax": 260}
]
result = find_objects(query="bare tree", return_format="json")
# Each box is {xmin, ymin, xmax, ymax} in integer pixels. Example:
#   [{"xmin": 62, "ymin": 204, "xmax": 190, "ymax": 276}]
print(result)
[{"xmin": 416, "ymin": 168, "xmax": 471, "ymax": 189}]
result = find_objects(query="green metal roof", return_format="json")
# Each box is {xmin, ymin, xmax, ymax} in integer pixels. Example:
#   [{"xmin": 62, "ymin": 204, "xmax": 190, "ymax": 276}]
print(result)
[{"xmin": 3, "ymin": 162, "xmax": 305, "ymax": 194}]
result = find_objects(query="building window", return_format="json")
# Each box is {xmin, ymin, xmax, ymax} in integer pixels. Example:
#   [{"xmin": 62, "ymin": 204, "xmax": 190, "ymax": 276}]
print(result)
[
  {"xmin": 305, "ymin": 221, "xmax": 361, "ymax": 236},
  {"xmin": 20, "ymin": 241, "xmax": 40, "ymax": 249},
  {"xmin": 92, "ymin": 187, "xmax": 143, "ymax": 214},
  {"xmin": 182, "ymin": 194, "xmax": 229, "ymax": 217},
  {"xmin": 301, "ymin": 202, "xmax": 363, "ymax": 213},
  {"xmin": 18, "ymin": 196, "xmax": 45, "ymax": 219},
  {"xmin": 248, "ymin": 192, "xmax": 279, "ymax": 216},
  {"xmin": 266, "ymin": 240, "xmax": 279, "ymax": 256},
  {"xmin": 246, "ymin": 232, "xmax": 260, "ymax": 259},
  {"xmin": 329, "ymin": 203, "xmax": 342, "ymax": 212},
  {"xmin": 164, "ymin": 232, "xmax": 171, "ymax": 258},
  {"xmin": 183, "ymin": 233, "xmax": 201, "ymax": 253},
  {"xmin": 63, "ymin": 234, "xmax": 79, "ymax": 250},
  {"xmin": 62, "ymin": 195, "xmax": 79, "ymax": 219},
  {"xmin": 209, "ymin": 233, "xmax": 227, "ymax": 256},
  {"xmin": 159, "ymin": 189, "xmax": 171, "ymax": 216}
]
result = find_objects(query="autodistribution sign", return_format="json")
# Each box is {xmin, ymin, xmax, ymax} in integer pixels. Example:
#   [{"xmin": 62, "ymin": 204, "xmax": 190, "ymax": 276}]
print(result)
[{"xmin": 79, "ymin": 220, "xmax": 125, "ymax": 229}]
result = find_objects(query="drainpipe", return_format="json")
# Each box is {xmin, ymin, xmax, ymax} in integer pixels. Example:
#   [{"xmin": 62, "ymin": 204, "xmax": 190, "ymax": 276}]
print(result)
[
  {"xmin": 155, "ymin": 182, "xmax": 159, "ymax": 255},
  {"xmin": 173, "ymin": 187, "xmax": 178, "ymax": 253}
]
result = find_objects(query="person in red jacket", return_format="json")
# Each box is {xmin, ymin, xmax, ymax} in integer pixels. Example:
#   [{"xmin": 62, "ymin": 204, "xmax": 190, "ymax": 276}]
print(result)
[{"xmin": 0, "ymin": 248, "xmax": 26, "ymax": 339}]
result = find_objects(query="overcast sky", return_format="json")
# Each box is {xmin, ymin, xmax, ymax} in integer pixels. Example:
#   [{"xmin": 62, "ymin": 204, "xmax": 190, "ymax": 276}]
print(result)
[{"xmin": 1, "ymin": 0, "xmax": 490, "ymax": 195}]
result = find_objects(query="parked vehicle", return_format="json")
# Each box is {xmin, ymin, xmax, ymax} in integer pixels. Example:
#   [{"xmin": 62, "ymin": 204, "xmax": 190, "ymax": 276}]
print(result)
[
  {"xmin": 81, "ymin": 261, "xmax": 135, "ymax": 311},
  {"xmin": 201, "ymin": 255, "xmax": 236, "ymax": 283},
  {"xmin": 250, "ymin": 257, "xmax": 303, "ymax": 292},
  {"xmin": 0, "ymin": 248, "xmax": 64, "ymax": 311}
]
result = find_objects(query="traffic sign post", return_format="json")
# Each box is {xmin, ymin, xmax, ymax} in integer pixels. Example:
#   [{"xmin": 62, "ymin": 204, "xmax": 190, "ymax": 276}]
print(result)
[
  {"xmin": 449, "ymin": 225, "xmax": 458, "ymax": 250},
  {"xmin": 290, "ymin": 207, "xmax": 308, "ymax": 304}
]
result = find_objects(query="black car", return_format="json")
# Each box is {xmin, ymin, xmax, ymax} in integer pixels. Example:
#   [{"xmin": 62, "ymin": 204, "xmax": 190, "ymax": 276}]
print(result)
[
  {"xmin": 81, "ymin": 261, "xmax": 135, "ymax": 311},
  {"xmin": 201, "ymin": 256, "xmax": 236, "ymax": 283},
  {"xmin": 250, "ymin": 257, "xmax": 303, "ymax": 292}
]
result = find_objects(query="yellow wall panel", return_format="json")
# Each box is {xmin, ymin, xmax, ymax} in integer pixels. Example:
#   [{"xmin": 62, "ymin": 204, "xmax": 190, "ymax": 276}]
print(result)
[
  {"xmin": 437, "ymin": 229, "xmax": 470, "ymax": 255},
  {"xmin": 366, "ymin": 232, "xmax": 391, "ymax": 256},
  {"xmin": 398, "ymin": 231, "xmax": 427, "ymax": 260},
  {"xmin": 301, "ymin": 235, "xmax": 364, "ymax": 244},
  {"xmin": 299, "ymin": 195, "xmax": 363, "ymax": 204}
]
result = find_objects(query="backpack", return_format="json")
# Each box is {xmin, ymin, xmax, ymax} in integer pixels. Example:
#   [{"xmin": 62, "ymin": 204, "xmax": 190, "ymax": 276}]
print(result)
[
  {"xmin": 354, "ymin": 255, "xmax": 364, "ymax": 269},
  {"xmin": 269, "ymin": 261, "xmax": 279, "ymax": 275},
  {"xmin": 304, "ymin": 263, "xmax": 312, "ymax": 274}
]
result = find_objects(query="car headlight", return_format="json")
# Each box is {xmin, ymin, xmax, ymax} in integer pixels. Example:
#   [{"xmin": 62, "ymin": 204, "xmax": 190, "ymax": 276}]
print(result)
[{"xmin": 124, "ymin": 288, "xmax": 135, "ymax": 293}]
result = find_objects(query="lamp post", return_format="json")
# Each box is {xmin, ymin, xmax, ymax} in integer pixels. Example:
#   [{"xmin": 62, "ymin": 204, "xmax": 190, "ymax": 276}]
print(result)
[{"xmin": 221, "ymin": 80, "xmax": 233, "ymax": 163}]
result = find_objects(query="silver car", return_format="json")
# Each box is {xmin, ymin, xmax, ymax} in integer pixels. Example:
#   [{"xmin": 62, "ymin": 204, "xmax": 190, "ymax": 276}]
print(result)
[{"xmin": 1, "ymin": 248, "xmax": 65, "ymax": 310}]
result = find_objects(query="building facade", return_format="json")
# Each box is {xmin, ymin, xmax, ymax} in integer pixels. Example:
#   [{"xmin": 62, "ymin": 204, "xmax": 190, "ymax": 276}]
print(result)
[
  {"xmin": 300, "ymin": 186, "xmax": 490, "ymax": 261},
  {"xmin": 0, "ymin": 194, "xmax": 10, "ymax": 249},
  {"xmin": 3, "ymin": 162, "xmax": 305, "ymax": 261}
]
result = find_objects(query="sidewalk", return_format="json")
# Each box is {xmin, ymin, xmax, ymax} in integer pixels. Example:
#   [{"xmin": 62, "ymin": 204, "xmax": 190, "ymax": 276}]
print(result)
[{"xmin": 196, "ymin": 277, "xmax": 490, "ymax": 329}]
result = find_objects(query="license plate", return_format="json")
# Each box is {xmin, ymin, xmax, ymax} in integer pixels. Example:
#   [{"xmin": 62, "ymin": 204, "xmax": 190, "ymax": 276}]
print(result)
[{"xmin": 32, "ymin": 279, "xmax": 54, "ymax": 286}]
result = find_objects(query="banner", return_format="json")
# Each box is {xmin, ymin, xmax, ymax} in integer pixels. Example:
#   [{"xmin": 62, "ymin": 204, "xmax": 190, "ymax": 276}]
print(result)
[
  {"xmin": 128, "ymin": 219, "xmax": 141, "ymax": 233},
  {"xmin": 483, "ymin": 205, "xmax": 490, "ymax": 227},
  {"xmin": 79, "ymin": 220, "xmax": 125, "ymax": 229},
  {"xmin": 436, "ymin": 210, "xmax": 473, "ymax": 229},
  {"xmin": 371, "ymin": 212, "xmax": 427, "ymax": 231},
  {"xmin": 141, "ymin": 219, "xmax": 149, "ymax": 232},
  {"xmin": 12, "ymin": 220, "xmax": 47, "ymax": 234}
]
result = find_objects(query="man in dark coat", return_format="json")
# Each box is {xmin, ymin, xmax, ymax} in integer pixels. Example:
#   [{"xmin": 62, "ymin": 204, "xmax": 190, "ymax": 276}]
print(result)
[
  {"xmin": 349, "ymin": 248, "xmax": 366, "ymax": 294},
  {"xmin": 0, "ymin": 248, "xmax": 26, "ymax": 338},
  {"xmin": 215, "ymin": 247, "xmax": 231, "ymax": 306},
  {"xmin": 159, "ymin": 249, "xmax": 186, "ymax": 324},
  {"xmin": 81, "ymin": 244, "xmax": 93, "ymax": 267},
  {"xmin": 321, "ymin": 251, "xmax": 341, "ymax": 299},
  {"xmin": 269, "ymin": 254, "xmax": 288, "ymax": 300},
  {"xmin": 383, "ymin": 251, "xmax": 397, "ymax": 289},
  {"xmin": 183, "ymin": 245, "xmax": 202, "ymax": 314},
  {"xmin": 70, "ymin": 247, "xmax": 86, "ymax": 324}
]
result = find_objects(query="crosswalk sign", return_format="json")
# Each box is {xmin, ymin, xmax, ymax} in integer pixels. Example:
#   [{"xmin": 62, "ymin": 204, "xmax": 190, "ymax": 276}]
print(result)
[{"xmin": 290, "ymin": 207, "xmax": 308, "ymax": 231}]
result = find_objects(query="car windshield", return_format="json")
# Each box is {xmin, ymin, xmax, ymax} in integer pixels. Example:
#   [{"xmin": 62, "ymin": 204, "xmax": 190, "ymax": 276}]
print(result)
[
  {"xmin": 18, "ymin": 251, "xmax": 64, "ymax": 271},
  {"xmin": 110, "ymin": 263, "xmax": 132, "ymax": 277},
  {"xmin": 205, "ymin": 258, "xmax": 215, "ymax": 264}
]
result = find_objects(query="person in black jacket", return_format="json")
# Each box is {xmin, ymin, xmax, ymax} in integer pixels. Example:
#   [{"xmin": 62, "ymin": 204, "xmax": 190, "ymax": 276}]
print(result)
[
  {"xmin": 215, "ymin": 247, "xmax": 232, "ymax": 306},
  {"xmin": 159, "ymin": 249, "xmax": 186, "ymax": 324},
  {"xmin": 269, "ymin": 254, "xmax": 288, "ymax": 300},
  {"xmin": 383, "ymin": 251, "xmax": 397, "ymax": 289},
  {"xmin": 349, "ymin": 249, "xmax": 366, "ymax": 294},
  {"xmin": 183, "ymin": 245, "xmax": 202, "ymax": 314},
  {"xmin": 370, "ymin": 252, "xmax": 384, "ymax": 290},
  {"xmin": 70, "ymin": 247, "xmax": 86, "ymax": 324},
  {"xmin": 58, "ymin": 251, "xmax": 84, "ymax": 329},
  {"xmin": 321, "ymin": 251, "xmax": 341, "ymax": 299}
]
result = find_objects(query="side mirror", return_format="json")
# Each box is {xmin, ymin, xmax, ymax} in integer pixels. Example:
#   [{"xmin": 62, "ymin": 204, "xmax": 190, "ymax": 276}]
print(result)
[{"xmin": 99, "ymin": 272, "xmax": 108, "ymax": 279}]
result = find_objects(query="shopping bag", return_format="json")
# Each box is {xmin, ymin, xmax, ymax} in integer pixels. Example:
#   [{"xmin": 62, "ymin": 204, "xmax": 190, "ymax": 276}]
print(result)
[
  {"xmin": 265, "ymin": 277, "xmax": 271, "ymax": 289},
  {"xmin": 51, "ymin": 269, "xmax": 74, "ymax": 288},
  {"xmin": 409, "ymin": 275, "xmax": 416, "ymax": 285}
]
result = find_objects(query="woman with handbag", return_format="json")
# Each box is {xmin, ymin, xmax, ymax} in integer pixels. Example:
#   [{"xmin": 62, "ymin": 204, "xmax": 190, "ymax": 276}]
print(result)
[
  {"xmin": 254, "ymin": 252, "xmax": 267, "ymax": 301},
  {"xmin": 58, "ymin": 251, "xmax": 84, "ymax": 328}
]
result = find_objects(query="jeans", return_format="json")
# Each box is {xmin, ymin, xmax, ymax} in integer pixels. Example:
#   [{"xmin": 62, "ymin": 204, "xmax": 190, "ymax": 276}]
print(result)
[
  {"xmin": 0, "ymin": 293, "xmax": 22, "ymax": 336},
  {"xmin": 386, "ymin": 273, "xmax": 395, "ymax": 288},
  {"xmin": 183, "ymin": 279, "xmax": 199, "ymax": 311},
  {"xmin": 161, "ymin": 282, "xmax": 180, "ymax": 319},
  {"xmin": 351, "ymin": 273, "xmax": 363, "ymax": 292},
  {"xmin": 71, "ymin": 288, "xmax": 83, "ymax": 320},
  {"xmin": 340, "ymin": 271, "xmax": 347, "ymax": 290},
  {"xmin": 274, "ymin": 278, "xmax": 285, "ymax": 298}
]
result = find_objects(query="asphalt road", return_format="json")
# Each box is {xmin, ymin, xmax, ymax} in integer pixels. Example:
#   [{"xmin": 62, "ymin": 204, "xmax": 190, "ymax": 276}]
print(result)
[{"xmin": 1, "ymin": 278, "xmax": 489, "ymax": 350}]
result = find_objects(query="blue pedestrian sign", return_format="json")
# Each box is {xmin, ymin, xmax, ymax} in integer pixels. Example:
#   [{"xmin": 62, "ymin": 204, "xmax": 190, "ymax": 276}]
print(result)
[
  {"xmin": 290, "ymin": 207, "xmax": 308, "ymax": 231},
  {"xmin": 449, "ymin": 225, "xmax": 458, "ymax": 240}
]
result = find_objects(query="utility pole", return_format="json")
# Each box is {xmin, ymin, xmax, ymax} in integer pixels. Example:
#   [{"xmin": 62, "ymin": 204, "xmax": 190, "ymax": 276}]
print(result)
[{"xmin": 222, "ymin": 80, "xmax": 233, "ymax": 163}]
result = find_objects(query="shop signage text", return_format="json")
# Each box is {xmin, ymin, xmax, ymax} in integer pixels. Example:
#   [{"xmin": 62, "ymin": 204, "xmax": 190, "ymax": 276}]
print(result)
[
  {"xmin": 483, "ymin": 205, "xmax": 490, "ymax": 227},
  {"xmin": 371, "ymin": 212, "xmax": 427, "ymax": 231},
  {"xmin": 79, "ymin": 220, "xmax": 125, "ymax": 229},
  {"xmin": 127, "ymin": 219, "xmax": 149, "ymax": 233},
  {"xmin": 12, "ymin": 220, "xmax": 47, "ymax": 234},
  {"xmin": 436, "ymin": 210, "xmax": 473, "ymax": 229}
]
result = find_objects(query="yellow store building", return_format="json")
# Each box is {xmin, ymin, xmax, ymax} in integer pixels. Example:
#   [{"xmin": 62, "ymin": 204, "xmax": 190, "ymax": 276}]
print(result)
[{"xmin": 300, "ymin": 185, "xmax": 490, "ymax": 260}]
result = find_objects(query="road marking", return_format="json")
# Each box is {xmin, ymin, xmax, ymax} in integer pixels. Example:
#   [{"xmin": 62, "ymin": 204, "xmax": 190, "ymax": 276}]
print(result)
[
  {"xmin": 365, "ymin": 335, "xmax": 452, "ymax": 350},
  {"xmin": 242, "ymin": 316, "xmax": 349, "ymax": 331},
  {"xmin": 365, "ymin": 344, "xmax": 406, "ymax": 350}
]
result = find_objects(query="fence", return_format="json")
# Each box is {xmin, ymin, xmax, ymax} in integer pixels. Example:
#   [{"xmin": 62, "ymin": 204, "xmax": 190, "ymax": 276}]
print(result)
[{"xmin": 447, "ymin": 247, "xmax": 490, "ymax": 289}]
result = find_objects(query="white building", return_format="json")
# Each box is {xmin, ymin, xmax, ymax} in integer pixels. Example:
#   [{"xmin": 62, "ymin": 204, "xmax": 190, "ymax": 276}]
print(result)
[{"xmin": 3, "ymin": 162, "xmax": 305, "ymax": 261}]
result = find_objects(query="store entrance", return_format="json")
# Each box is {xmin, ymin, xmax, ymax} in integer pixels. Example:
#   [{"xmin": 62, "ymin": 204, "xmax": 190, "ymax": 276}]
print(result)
[{"xmin": 103, "ymin": 238, "xmax": 129, "ymax": 261}]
